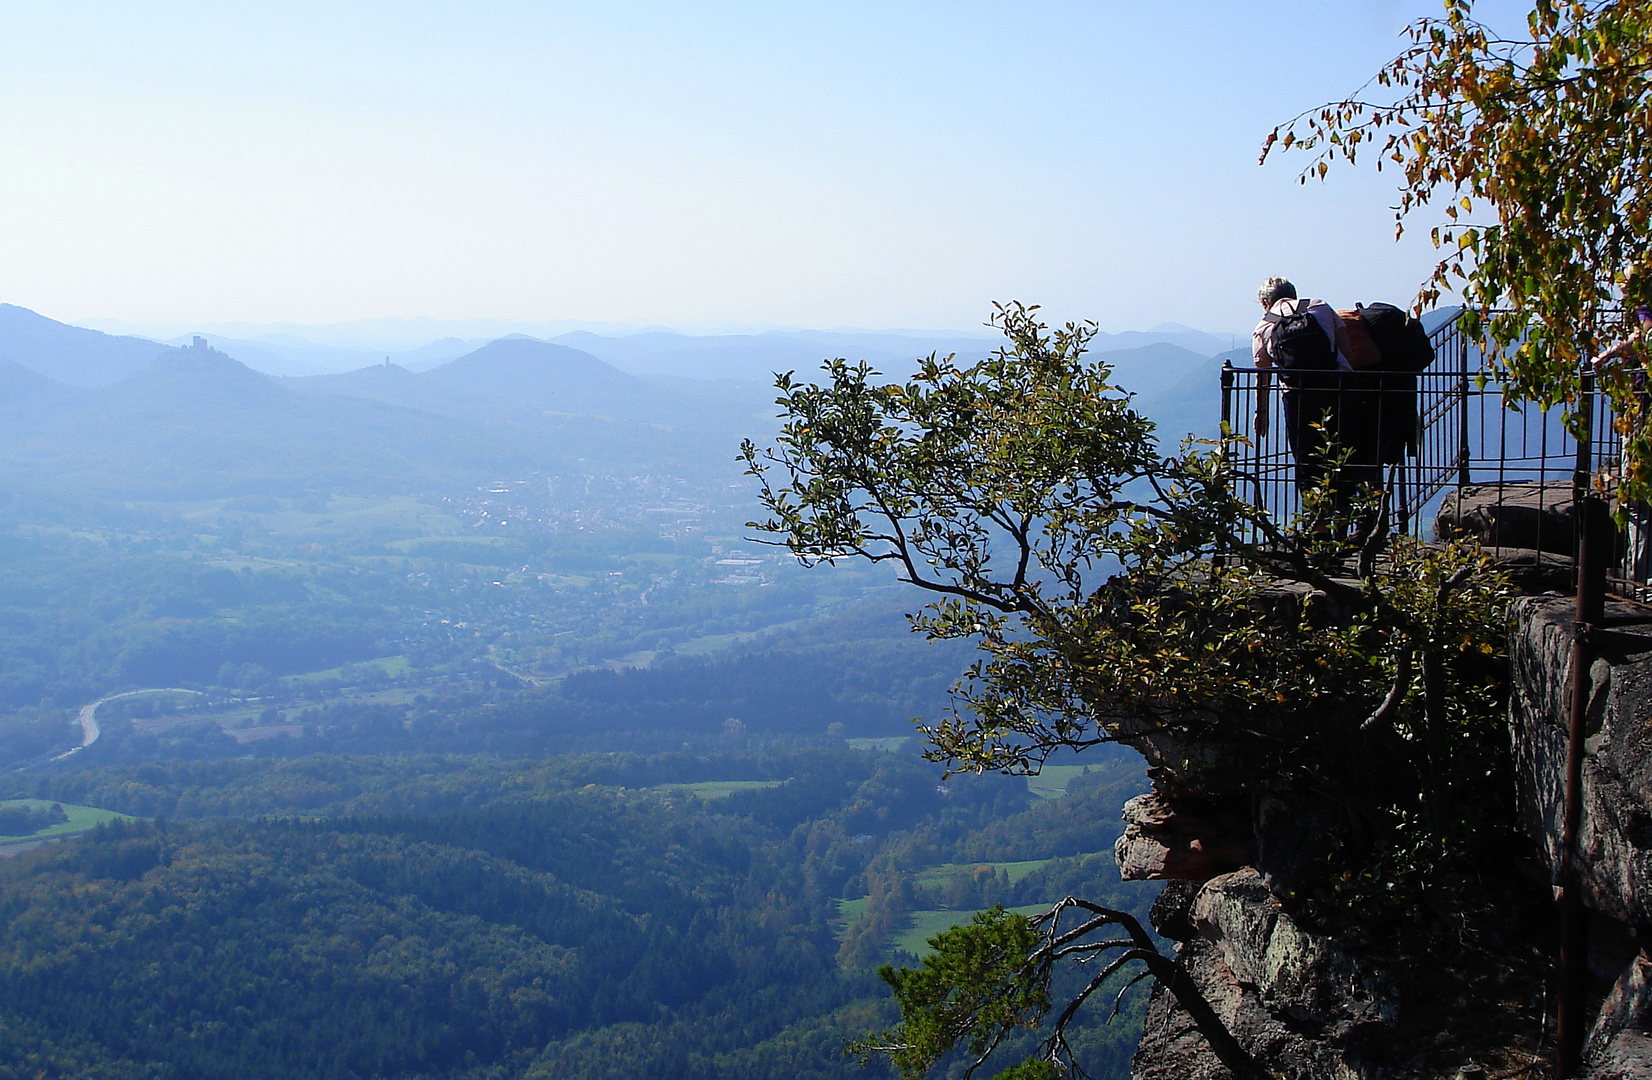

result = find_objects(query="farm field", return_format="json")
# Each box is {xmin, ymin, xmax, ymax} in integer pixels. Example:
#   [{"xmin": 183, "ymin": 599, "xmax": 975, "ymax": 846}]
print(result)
[
  {"xmin": 914, "ymin": 857, "xmax": 1056, "ymax": 888},
  {"xmin": 894, "ymin": 904, "xmax": 1053, "ymax": 957},
  {"xmin": 654, "ymin": 780, "xmax": 786, "ymax": 800},
  {"xmin": 1025, "ymin": 764, "xmax": 1090, "ymax": 799},
  {"xmin": 0, "ymin": 799, "xmax": 135, "ymax": 842},
  {"xmin": 847, "ymin": 737, "xmax": 910, "ymax": 752}
]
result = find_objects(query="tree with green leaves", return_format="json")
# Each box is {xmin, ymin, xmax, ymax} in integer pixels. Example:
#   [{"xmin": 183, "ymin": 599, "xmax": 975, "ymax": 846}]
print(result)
[
  {"xmin": 742, "ymin": 302, "xmax": 1513, "ymax": 1078},
  {"xmin": 849, "ymin": 902, "xmax": 1269, "ymax": 1080},
  {"xmin": 1263, "ymin": 0, "xmax": 1652, "ymax": 492}
]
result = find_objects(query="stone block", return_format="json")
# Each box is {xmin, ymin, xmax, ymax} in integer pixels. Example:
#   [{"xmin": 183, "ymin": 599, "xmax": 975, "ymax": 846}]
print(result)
[
  {"xmin": 1588, "ymin": 953, "xmax": 1652, "ymax": 1070},
  {"xmin": 1438, "ymin": 482, "xmax": 1576, "ymax": 556},
  {"xmin": 1586, "ymin": 1031, "xmax": 1652, "ymax": 1080},
  {"xmin": 1114, "ymin": 792, "xmax": 1253, "ymax": 882}
]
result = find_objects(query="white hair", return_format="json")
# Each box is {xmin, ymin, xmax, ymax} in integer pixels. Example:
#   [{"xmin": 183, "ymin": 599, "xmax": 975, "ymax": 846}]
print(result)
[{"xmin": 1258, "ymin": 276, "xmax": 1297, "ymax": 307}]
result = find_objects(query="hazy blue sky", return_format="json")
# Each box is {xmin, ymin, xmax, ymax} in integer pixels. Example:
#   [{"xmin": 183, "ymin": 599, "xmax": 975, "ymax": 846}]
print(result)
[{"xmin": 0, "ymin": 1, "xmax": 1526, "ymax": 337}]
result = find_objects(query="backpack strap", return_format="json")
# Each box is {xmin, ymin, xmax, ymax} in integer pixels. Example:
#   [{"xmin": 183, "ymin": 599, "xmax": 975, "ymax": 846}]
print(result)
[{"xmin": 1263, "ymin": 299, "xmax": 1312, "ymax": 324}]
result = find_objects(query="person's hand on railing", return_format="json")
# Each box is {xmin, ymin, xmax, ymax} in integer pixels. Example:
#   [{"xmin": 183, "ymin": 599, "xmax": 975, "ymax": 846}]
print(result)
[{"xmin": 1254, "ymin": 408, "xmax": 1268, "ymax": 439}]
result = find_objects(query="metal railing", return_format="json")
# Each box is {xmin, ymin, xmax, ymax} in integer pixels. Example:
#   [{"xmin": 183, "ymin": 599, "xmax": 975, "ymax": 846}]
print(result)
[{"xmin": 1218, "ymin": 310, "xmax": 1645, "ymax": 597}]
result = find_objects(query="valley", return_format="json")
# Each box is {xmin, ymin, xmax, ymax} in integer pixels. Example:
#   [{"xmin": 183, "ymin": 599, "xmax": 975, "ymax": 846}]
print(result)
[{"xmin": 0, "ymin": 303, "xmax": 1232, "ymax": 1079}]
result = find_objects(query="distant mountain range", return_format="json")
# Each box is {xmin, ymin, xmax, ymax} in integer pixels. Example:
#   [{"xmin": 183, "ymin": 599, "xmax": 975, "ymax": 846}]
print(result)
[
  {"xmin": 72, "ymin": 310, "xmax": 1244, "ymax": 381},
  {"xmin": 0, "ymin": 305, "xmax": 172, "ymax": 386},
  {"xmin": 0, "ymin": 304, "xmax": 1235, "ymax": 500},
  {"xmin": 0, "ymin": 342, "xmax": 537, "ymax": 498},
  {"xmin": 549, "ymin": 325, "xmax": 1237, "ymax": 384}
]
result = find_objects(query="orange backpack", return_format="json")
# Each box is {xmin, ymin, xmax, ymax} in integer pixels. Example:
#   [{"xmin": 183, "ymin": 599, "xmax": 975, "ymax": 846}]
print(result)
[{"xmin": 1337, "ymin": 309, "xmax": 1384, "ymax": 369}]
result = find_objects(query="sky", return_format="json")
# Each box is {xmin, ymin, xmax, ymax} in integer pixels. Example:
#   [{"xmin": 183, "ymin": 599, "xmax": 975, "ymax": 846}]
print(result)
[{"xmin": 0, "ymin": 1, "xmax": 1529, "ymax": 342}]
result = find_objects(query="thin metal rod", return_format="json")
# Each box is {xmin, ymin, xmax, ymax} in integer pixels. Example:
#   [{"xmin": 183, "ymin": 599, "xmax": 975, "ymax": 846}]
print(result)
[{"xmin": 1558, "ymin": 377, "xmax": 1601, "ymax": 1077}]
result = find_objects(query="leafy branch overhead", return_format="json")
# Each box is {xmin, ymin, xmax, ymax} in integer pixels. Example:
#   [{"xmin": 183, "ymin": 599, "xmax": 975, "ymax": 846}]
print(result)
[{"xmin": 1262, "ymin": 0, "xmax": 1652, "ymax": 487}]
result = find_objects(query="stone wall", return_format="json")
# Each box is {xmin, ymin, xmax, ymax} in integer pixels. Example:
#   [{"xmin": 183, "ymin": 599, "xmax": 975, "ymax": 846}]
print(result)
[{"xmin": 1509, "ymin": 594, "xmax": 1652, "ymax": 1071}]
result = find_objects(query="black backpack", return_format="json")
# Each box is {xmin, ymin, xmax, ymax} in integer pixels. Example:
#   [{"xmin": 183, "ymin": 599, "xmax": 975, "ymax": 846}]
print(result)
[
  {"xmin": 1263, "ymin": 301, "xmax": 1337, "ymax": 373},
  {"xmin": 1357, "ymin": 302, "xmax": 1435, "ymax": 372}
]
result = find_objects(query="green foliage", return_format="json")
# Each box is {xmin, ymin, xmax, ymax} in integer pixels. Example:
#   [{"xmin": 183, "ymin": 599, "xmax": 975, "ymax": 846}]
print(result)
[
  {"xmin": 991, "ymin": 1062, "xmax": 1060, "ymax": 1080},
  {"xmin": 1265, "ymin": 0, "xmax": 1652, "ymax": 495},
  {"xmin": 744, "ymin": 304, "xmax": 1512, "ymax": 831},
  {"xmin": 745, "ymin": 303, "xmax": 1275, "ymax": 770},
  {"xmin": 0, "ymin": 802, "xmax": 64, "ymax": 838},
  {"xmin": 858, "ymin": 908, "xmax": 1048, "ymax": 1079},
  {"xmin": 852, "ymin": 899, "xmax": 1170, "ymax": 1080}
]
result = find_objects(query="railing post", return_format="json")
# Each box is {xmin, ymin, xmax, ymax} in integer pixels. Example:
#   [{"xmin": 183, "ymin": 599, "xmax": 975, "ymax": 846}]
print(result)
[
  {"xmin": 1457, "ymin": 328, "xmax": 1472, "ymax": 489},
  {"xmin": 1557, "ymin": 366, "xmax": 1602, "ymax": 1079},
  {"xmin": 1574, "ymin": 368, "xmax": 1596, "ymax": 567},
  {"xmin": 1221, "ymin": 359, "xmax": 1234, "ymax": 431},
  {"xmin": 1558, "ymin": 493, "xmax": 1606, "ymax": 1078},
  {"xmin": 1218, "ymin": 360, "xmax": 1234, "ymax": 565}
]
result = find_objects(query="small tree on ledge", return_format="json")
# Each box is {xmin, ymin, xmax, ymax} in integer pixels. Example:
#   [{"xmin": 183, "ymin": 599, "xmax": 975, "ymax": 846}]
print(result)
[{"xmin": 741, "ymin": 302, "xmax": 1513, "ymax": 1078}]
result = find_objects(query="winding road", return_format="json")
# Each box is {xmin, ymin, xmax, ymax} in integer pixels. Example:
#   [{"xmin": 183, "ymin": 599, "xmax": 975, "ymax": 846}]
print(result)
[{"xmin": 54, "ymin": 689, "xmax": 206, "ymax": 760}]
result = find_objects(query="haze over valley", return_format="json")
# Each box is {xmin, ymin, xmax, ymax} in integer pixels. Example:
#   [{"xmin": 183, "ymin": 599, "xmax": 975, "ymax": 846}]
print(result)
[
  {"xmin": 0, "ymin": 293, "xmax": 1250, "ymax": 1077},
  {"xmin": 0, "ymin": 0, "xmax": 1562, "ymax": 1074}
]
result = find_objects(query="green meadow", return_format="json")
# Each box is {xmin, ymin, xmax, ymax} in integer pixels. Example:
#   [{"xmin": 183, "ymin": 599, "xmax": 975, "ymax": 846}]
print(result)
[
  {"xmin": 894, "ymin": 904, "xmax": 1053, "ymax": 957},
  {"xmin": 0, "ymin": 799, "xmax": 136, "ymax": 842},
  {"xmin": 654, "ymin": 780, "xmax": 786, "ymax": 800}
]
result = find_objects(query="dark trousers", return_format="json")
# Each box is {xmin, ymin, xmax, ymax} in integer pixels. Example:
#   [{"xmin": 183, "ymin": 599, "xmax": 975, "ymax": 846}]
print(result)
[{"xmin": 1283, "ymin": 376, "xmax": 1383, "ymax": 520}]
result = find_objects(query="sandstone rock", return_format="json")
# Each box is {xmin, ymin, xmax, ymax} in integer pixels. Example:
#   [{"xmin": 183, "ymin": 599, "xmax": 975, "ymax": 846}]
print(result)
[
  {"xmin": 1114, "ymin": 792, "xmax": 1254, "ymax": 882},
  {"xmin": 1131, "ymin": 937, "xmax": 1262, "ymax": 1080},
  {"xmin": 1132, "ymin": 869, "xmax": 1399, "ymax": 1080},
  {"xmin": 1586, "ymin": 1031, "xmax": 1652, "ymax": 1080},
  {"xmin": 1438, "ymin": 481, "xmax": 1576, "ymax": 556},
  {"xmin": 1588, "ymin": 953, "xmax": 1652, "ymax": 1068}
]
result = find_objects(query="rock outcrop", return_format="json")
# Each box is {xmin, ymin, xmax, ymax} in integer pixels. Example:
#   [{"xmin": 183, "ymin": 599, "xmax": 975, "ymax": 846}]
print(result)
[
  {"xmin": 1114, "ymin": 793, "xmax": 1253, "ymax": 882},
  {"xmin": 1438, "ymin": 480, "xmax": 1577, "ymax": 555},
  {"xmin": 1132, "ymin": 869, "xmax": 1399, "ymax": 1079},
  {"xmin": 1123, "ymin": 592, "xmax": 1652, "ymax": 1078}
]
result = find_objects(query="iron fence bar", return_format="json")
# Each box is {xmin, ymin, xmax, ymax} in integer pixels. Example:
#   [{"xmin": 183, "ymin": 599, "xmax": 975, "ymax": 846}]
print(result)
[
  {"xmin": 1575, "ymin": 368, "xmax": 1595, "ymax": 589},
  {"xmin": 1457, "ymin": 326, "xmax": 1472, "ymax": 490}
]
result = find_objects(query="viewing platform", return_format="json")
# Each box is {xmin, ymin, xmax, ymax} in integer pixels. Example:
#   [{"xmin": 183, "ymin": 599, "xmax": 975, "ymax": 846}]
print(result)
[{"xmin": 1218, "ymin": 310, "xmax": 1644, "ymax": 598}]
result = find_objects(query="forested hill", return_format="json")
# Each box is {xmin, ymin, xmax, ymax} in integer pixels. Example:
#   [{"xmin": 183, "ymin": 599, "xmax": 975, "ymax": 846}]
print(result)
[
  {"xmin": 0, "ymin": 303, "xmax": 169, "ymax": 387},
  {"xmin": 0, "ymin": 747, "xmax": 1155, "ymax": 1080}
]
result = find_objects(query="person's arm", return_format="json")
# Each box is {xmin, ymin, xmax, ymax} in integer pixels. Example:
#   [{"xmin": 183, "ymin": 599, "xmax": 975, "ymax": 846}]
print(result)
[
  {"xmin": 1251, "ymin": 324, "xmax": 1271, "ymax": 439},
  {"xmin": 1595, "ymin": 329, "xmax": 1644, "ymax": 369}
]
